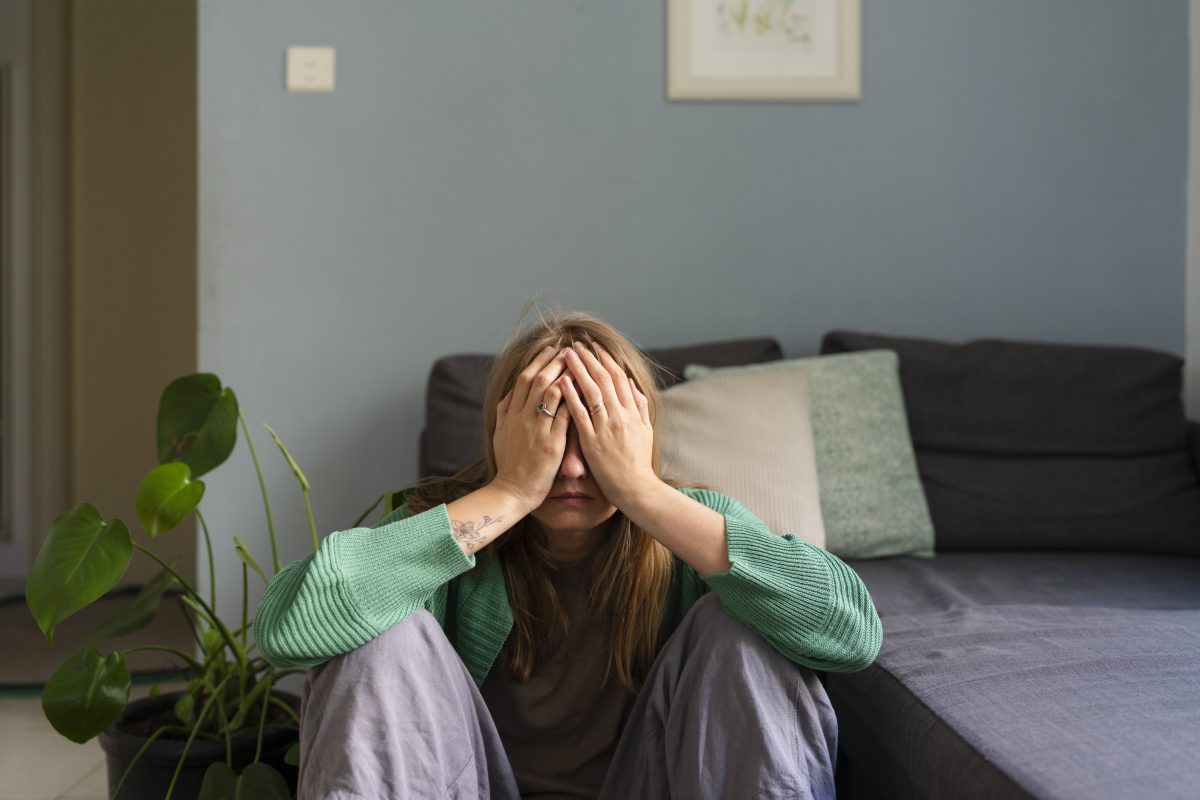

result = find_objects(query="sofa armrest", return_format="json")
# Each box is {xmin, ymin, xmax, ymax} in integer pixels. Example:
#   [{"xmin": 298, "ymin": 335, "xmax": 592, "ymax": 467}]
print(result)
[{"xmin": 1189, "ymin": 421, "xmax": 1200, "ymax": 485}]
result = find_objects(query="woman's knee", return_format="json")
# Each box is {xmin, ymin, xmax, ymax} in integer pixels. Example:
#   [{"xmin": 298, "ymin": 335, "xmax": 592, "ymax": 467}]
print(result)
[
  {"xmin": 310, "ymin": 608, "xmax": 453, "ymax": 682},
  {"xmin": 681, "ymin": 592, "xmax": 750, "ymax": 643},
  {"xmin": 680, "ymin": 593, "xmax": 834, "ymax": 699},
  {"xmin": 369, "ymin": 607, "xmax": 452, "ymax": 658}
]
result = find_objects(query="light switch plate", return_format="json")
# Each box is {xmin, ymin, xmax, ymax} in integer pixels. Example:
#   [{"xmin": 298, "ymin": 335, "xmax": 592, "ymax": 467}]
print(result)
[{"xmin": 286, "ymin": 46, "xmax": 335, "ymax": 92}]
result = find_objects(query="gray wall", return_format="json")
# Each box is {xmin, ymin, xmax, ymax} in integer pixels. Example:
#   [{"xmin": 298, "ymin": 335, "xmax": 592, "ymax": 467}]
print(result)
[
  {"xmin": 198, "ymin": 0, "xmax": 1192, "ymax": 648},
  {"xmin": 1189, "ymin": 0, "xmax": 1199, "ymax": 420}
]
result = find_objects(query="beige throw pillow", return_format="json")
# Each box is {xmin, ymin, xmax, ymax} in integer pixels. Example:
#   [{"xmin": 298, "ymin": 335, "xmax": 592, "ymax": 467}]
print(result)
[
  {"xmin": 686, "ymin": 350, "xmax": 935, "ymax": 559},
  {"xmin": 656, "ymin": 364, "xmax": 827, "ymax": 549}
]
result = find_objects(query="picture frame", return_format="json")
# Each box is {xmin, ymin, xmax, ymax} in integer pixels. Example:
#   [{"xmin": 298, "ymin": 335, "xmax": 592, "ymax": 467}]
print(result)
[{"xmin": 667, "ymin": 0, "xmax": 861, "ymax": 101}]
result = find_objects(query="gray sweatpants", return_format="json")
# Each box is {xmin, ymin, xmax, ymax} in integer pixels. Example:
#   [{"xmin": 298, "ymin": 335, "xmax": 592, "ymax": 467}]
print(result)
[{"xmin": 297, "ymin": 591, "xmax": 838, "ymax": 799}]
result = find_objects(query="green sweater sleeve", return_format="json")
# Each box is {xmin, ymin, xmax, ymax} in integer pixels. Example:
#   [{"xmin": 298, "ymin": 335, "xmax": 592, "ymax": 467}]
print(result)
[
  {"xmin": 252, "ymin": 502, "xmax": 474, "ymax": 669},
  {"xmin": 678, "ymin": 486, "xmax": 883, "ymax": 673}
]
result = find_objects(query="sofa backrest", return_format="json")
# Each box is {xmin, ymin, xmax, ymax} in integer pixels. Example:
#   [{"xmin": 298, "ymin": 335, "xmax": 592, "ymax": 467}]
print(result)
[
  {"xmin": 822, "ymin": 330, "xmax": 1200, "ymax": 556},
  {"xmin": 418, "ymin": 336, "xmax": 784, "ymax": 479}
]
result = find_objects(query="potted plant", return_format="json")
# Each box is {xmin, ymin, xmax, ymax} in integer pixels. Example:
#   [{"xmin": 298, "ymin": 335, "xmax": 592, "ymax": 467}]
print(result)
[{"xmin": 23, "ymin": 373, "xmax": 337, "ymax": 799}]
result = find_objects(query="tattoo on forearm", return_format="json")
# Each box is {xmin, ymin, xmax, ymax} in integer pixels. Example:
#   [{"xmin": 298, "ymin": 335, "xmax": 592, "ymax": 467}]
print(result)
[{"xmin": 451, "ymin": 515, "xmax": 503, "ymax": 554}]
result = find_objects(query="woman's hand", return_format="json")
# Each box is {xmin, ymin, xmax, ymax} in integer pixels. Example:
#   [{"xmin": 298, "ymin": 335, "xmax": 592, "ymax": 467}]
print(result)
[
  {"xmin": 492, "ymin": 346, "xmax": 572, "ymax": 512},
  {"xmin": 558, "ymin": 341, "xmax": 659, "ymax": 509}
]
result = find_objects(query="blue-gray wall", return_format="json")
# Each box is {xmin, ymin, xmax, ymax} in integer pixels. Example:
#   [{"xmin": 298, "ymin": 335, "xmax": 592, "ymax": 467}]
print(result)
[
  {"xmin": 1189, "ymin": 0, "xmax": 1199, "ymax": 420},
  {"xmin": 198, "ymin": 0, "xmax": 1191, "ymax": 649}
]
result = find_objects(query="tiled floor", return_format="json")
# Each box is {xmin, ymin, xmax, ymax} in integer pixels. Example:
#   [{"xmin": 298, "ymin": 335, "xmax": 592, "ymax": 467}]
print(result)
[{"xmin": 0, "ymin": 683, "xmax": 155, "ymax": 800}]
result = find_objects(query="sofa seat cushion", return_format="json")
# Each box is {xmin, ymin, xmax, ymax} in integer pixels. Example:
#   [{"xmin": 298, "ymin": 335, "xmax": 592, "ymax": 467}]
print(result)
[{"xmin": 825, "ymin": 553, "xmax": 1200, "ymax": 800}]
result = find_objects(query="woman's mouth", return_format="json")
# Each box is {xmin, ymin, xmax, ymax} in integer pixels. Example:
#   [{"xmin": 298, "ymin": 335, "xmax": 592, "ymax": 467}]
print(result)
[{"xmin": 551, "ymin": 495, "xmax": 592, "ymax": 505}]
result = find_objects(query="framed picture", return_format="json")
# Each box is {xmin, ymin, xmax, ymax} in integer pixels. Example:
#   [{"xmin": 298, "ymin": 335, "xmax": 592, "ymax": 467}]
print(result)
[{"xmin": 668, "ymin": 0, "xmax": 861, "ymax": 101}]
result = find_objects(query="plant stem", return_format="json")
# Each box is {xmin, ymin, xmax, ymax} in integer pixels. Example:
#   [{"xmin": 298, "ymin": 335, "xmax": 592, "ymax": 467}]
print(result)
[
  {"xmin": 267, "ymin": 695, "xmax": 301, "ymax": 727},
  {"xmin": 267, "ymin": 667, "xmax": 307, "ymax": 680},
  {"xmin": 303, "ymin": 488, "xmax": 318, "ymax": 552},
  {"xmin": 240, "ymin": 561, "xmax": 249, "ymax": 708},
  {"xmin": 178, "ymin": 599, "xmax": 204, "ymax": 649},
  {"xmin": 214, "ymin": 691, "xmax": 233, "ymax": 766},
  {"xmin": 112, "ymin": 726, "xmax": 171, "ymax": 800},
  {"xmin": 133, "ymin": 542, "xmax": 244, "ymax": 667},
  {"xmin": 195, "ymin": 509, "xmax": 217, "ymax": 615},
  {"xmin": 226, "ymin": 673, "xmax": 272, "ymax": 730},
  {"xmin": 241, "ymin": 562, "xmax": 248, "ymax": 653},
  {"xmin": 239, "ymin": 410, "xmax": 280, "ymax": 572},
  {"xmin": 132, "ymin": 541, "xmax": 203, "ymax": 604},
  {"xmin": 164, "ymin": 676, "xmax": 232, "ymax": 800},
  {"xmin": 120, "ymin": 645, "xmax": 204, "ymax": 674},
  {"xmin": 253, "ymin": 683, "xmax": 271, "ymax": 763},
  {"xmin": 352, "ymin": 492, "xmax": 386, "ymax": 528}
]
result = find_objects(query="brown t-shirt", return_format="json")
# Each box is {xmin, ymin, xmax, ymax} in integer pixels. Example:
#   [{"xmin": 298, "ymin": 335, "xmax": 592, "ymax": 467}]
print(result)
[{"xmin": 479, "ymin": 555, "xmax": 638, "ymax": 799}]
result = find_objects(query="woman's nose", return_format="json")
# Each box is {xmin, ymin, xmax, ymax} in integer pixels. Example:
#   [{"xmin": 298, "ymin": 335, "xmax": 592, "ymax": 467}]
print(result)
[{"xmin": 559, "ymin": 431, "xmax": 588, "ymax": 478}]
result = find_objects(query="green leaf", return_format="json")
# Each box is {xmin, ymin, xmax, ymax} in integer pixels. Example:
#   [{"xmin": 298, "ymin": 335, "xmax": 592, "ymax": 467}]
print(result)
[
  {"xmin": 41, "ymin": 645, "xmax": 131, "ymax": 743},
  {"xmin": 88, "ymin": 564, "xmax": 180, "ymax": 640},
  {"xmin": 233, "ymin": 536, "xmax": 268, "ymax": 584},
  {"xmin": 284, "ymin": 741, "xmax": 300, "ymax": 766},
  {"xmin": 148, "ymin": 684, "xmax": 161, "ymax": 699},
  {"xmin": 25, "ymin": 504, "xmax": 132, "ymax": 644},
  {"xmin": 135, "ymin": 463, "xmax": 205, "ymax": 537},
  {"xmin": 198, "ymin": 761, "xmax": 292, "ymax": 800},
  {"xmin": 174, "ymin": 690, "xmax": 195, "ymax": 724},
  {"xmin": 262, "ymin": 423, "xmax": 309, "ymax": 491},
  {"xmin": 201, "ymin": 626, "xmax": 225, "ymax": 661},
  {"xmin": 157, "ymin": 373, "xmax": 238, "ymax": 479}
]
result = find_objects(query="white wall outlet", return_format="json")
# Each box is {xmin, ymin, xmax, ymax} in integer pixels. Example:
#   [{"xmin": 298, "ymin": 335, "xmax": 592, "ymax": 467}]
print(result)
[{"xmin": 286, "ymin": 46, "xmax": 335, "ymax": 92}]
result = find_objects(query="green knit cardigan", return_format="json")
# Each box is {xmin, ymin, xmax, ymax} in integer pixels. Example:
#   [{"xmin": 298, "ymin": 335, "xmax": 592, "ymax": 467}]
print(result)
[{"xmin": 253, "ymin": 486, "xmax": 883, "ymax": 691}]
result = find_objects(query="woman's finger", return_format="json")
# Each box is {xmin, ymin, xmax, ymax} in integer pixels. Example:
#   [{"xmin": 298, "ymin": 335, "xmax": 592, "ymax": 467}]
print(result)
[
  {"xmin": 629, "ymin": 376, "xmax": 651, "ymax": 426},
  {"xmin": 541, "ymin": 377, "xmax": 566, "ymax": 418},
  {"xmin": 531, "ymin": 350, "xmax": 571, "ymax": 418},
  {"xmin": 563, "ymin": 344, "xmax": 609, "ymax": 419},
  {"xmin": 513, "ymin": 345, "xmax": 562, "ymax": 414},
  {"xmin": 559, "ymin": 374, "xmax": 593, "ymax": 436},
  {"xmin": 590, "ymin": 342, "xmax": 634, "ymax": 409},
  {"xmin": 496, "ymin": 388, "xmax": 512, "ymax": 426}
]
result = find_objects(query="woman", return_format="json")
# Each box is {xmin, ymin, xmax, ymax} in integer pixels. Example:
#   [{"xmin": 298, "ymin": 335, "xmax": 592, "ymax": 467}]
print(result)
[{"xmin": 254, "ymin": 307, "xmax": 883, "ymax": 800}]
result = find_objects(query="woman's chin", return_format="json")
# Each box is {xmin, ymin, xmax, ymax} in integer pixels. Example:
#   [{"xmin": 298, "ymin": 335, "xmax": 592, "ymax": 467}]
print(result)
[{"xmin": 532, "ymin": 503, "xmax": 618, "ymax": 528}]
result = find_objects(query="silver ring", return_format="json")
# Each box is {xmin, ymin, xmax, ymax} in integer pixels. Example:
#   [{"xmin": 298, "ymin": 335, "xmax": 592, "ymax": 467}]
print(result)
[{"xmin": 536, "ymin": 401, "xmax": 556, "ymax": 418}]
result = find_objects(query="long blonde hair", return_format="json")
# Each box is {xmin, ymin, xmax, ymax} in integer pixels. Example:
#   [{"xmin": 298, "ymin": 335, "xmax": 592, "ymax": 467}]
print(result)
[{"xmin": 405, "ymin": 300, "xmax": 714, "ymax": 691}]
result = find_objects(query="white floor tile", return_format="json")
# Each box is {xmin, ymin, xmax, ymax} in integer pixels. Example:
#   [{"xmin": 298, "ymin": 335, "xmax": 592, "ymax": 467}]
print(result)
[
  {"xmin": 0, "ymin": 725, "xmax": 104, "ymax": 799},
  {"xmin": 0, "ymin": 684, "xmax": 159, "ymax": 800},
  {"xmin": 57, "ymin": 760, "xmax": 109, "ymax": 799}
]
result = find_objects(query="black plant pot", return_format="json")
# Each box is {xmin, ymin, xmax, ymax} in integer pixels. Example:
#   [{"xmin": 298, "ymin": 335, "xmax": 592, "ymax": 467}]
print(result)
[{"xmin": 98, "ymin": 689, "xmax": 300, "ymax": 800}]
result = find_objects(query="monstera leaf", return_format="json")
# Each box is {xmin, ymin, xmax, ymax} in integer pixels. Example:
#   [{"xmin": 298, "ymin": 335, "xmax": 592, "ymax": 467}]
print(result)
[
  {"xmin": 26, "ymin": 504, "xmax": 132, "ymax": 644},
  {"xmin": 156, "ymin": 373, "xmax": 238, "ymax": 478},
  {"xmin": 41, "ymin": 644, "xmax": 131, "ymax": 743},
  {"xmin": 135, "ymin": 462, "xmax": 205, "ymax": 536}
]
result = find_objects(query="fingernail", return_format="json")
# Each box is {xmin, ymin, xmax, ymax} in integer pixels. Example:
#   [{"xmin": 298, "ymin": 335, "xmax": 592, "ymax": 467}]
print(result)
[{"xmin": 573, "ymin": 341, "xmax": 585, "ymax": 351}]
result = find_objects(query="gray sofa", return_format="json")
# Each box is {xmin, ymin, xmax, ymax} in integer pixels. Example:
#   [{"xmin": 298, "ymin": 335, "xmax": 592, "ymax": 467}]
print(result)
[
  {"xmin": 819, "ymin": 331, "xmax": 1200, "ymax": 800},
  {"xmin": 416, "ymin": 331, "xmax": 1200, "ymax": 800}
]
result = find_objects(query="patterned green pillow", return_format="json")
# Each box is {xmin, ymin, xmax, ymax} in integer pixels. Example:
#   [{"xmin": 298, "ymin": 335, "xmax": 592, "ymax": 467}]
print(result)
[{"xmin": 685, "ymin": 350, "xmax": 935, "ymax": 559}]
